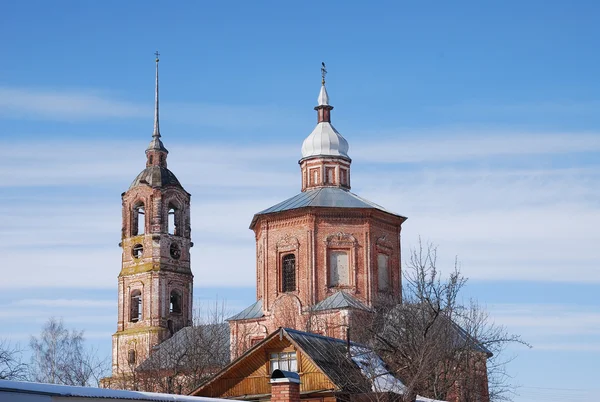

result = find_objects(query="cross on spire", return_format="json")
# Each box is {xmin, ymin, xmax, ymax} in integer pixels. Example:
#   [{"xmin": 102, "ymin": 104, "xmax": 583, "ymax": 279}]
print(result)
[
  {"xmin": 155, "ymin": 51, "xmax": 160, "ymax": 62},
  {"xmin": 321, "ymin": 62, "xmax": 327, "ymax": 85}
]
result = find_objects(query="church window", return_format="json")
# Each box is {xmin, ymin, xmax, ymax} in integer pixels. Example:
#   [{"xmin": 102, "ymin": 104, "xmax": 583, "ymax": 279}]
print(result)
[
  {"xmin": 159, "ymin": 154, "xmax": 164, "ymax": 164},
  {"xmin": 127, "ymin": 349, "xmax": 136, "ymax": 365},
  {"xmin": 168, "ymin": 206, "xmax": 176, "ymax": 235},
  {"xmin": 329, "ymin": 251, "xmax": 349, "ymax": 286},
  {"xmin": 377, "ymin": 253, "xmax": 390, "ymax": 291},
  {"xmin": 132, "ymin": 244, "xmax": 143, "ymax": 259},
  {"xmin": 325, "ymin": 167, "xmax": 335, "ymax": 184},
  {"xmin": 282, "ymin": 254, "xmax": 296, "ymax": 292},
  {"xmin": 149, "ymin": 155, "xmax": 153, "ymax": 164},
  {"xmin": 340, "ymin": 169, "xmax": 347, "ymax": 185},
  {"xmin": 133, "ymin": 203, "xmax": 145, "ymax": 235},
  {"xmin": 269, "ymin": 351, "xmax": 297, "ymax": 373},
  {"xmin": 130, "ymin": 290, "xmax": 142, "ymax": 322},
  {"xmin": 170, "ymin": 242, "xmax": 181, "ymax": 260},
  {"xmin": 170, "ymin": 290, "xmax": 182, "ymax": 314},
  {"xmin": 311, "ymin": 169, "xmax": 319, "ymax": 185}
]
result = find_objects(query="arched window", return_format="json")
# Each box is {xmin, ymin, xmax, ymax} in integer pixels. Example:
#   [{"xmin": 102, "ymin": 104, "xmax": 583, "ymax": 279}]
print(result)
[
  {"xmin": 329, "ymin": 251, "xmax": 349, "ymax": 286},
  {"xmin": 170, "ymin": 290, "xmax": 182, "ymax": 314},
  {"xmin": 128, "ymin": 349, "xmax": 136, "ymax": 365},
  {"xmin": 282, "ymin": 254, "xmax": 296, "ymax": 292},
  {"xmin": 130, "ymin": 290, "xmax": 142, "ymax": 322},
  {"xmin": 133, "ymin": 203, "xmax": 145, "ymax": 236},
  {"xmin": 168, "ymin": 207, "xmax": 176, "ymax": 235},
  {"xmin": 326, "ymin": 167, "xmax": 334, "ymax": 184}
]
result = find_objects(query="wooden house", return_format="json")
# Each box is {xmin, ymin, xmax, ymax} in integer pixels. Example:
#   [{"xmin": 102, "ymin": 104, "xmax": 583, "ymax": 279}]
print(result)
[{"xmin": 190, "ymin": 328, "xmax": 406, "ymax": 402}]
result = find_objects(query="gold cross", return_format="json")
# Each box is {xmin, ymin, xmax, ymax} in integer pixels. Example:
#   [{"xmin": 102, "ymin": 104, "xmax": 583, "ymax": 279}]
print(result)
[{"xmin": 321, "ymin": 62, "xmax": 327, "ymax": 85}]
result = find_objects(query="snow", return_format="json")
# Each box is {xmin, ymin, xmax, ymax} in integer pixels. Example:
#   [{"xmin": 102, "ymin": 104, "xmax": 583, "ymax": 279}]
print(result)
[
  {"xmin": 0, "ymin": 379, "xmax": 230, "ymax": 401},
  {"xmin": 349, "ymin": 345, "xmax": 407, "ymax": 394}
]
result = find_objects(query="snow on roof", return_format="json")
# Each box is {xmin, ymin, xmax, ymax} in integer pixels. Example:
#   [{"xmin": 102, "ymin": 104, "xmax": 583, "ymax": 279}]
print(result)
[
  {"xmin": 415, "ymin": 396, "xmax": 448, "ymax": 402},
  {"xmin": 349, "ymin": 345, "xmax": 406, "ymax": 394},
  {"xmin": 0, "ymin": 379, "xmax": 231, "ymax": 402}
]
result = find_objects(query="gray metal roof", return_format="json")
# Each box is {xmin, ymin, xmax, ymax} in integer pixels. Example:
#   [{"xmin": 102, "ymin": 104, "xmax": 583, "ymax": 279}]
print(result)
[
  {"xmin": 311, "ymin": 291, "xmax": 370, "ymax": 312},
  {"xmin": 251, "ymin": 187, "xmax": 405, "ymax": 227},
  {"xmin": 283, "ymin": 328, "xmax": 377, "ymax": 393},
  {"xmin": 137, "ymin": 324, "xmax": 230, "ymax": 372},
  {"xmin": 226, "ymin": 299, "xmax": 264, "ymax": 321},
  {"xmin": 0, "ymin": 379, "xmax": 228, "ymax": 401},
  {"xmin": 129, "ymin": 166, "xmax": 183, "ymax": 190}
]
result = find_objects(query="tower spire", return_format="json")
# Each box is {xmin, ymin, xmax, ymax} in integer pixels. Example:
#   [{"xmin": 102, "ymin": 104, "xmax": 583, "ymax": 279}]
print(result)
[
  {"xmin": 153, "ymin": 51, "xmax": 160, "ymax": 138},
  {"xmin": 316, "ymin": 62, "xmax": 332, "ymax": 120},
  {"xmin": 146, "ymin": 51, "xmax": 168, "ymax": 167}
]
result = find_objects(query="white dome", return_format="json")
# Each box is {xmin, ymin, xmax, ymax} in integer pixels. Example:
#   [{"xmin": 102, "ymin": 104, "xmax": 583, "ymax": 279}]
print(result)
[{"xmin": 301, "ymin": 122, "xmax": 350, "ymax": 159}]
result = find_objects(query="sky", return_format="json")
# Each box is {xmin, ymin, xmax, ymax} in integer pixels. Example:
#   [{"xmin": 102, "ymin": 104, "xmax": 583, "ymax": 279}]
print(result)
[{"xmin": 1, "ymin": 1, "xmax": 599, "ymax": 401}]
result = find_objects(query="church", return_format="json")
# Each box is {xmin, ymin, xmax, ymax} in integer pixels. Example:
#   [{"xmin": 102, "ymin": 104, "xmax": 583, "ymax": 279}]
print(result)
[{"xmin": 101, "ymin": 57, "xmax": 489, "ymax": 402}]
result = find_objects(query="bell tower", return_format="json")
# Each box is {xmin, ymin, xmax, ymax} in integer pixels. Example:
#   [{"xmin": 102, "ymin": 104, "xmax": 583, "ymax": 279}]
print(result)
[{"xmin": 111, "ymin": 53, "xmax": 193, "ymax": 376}]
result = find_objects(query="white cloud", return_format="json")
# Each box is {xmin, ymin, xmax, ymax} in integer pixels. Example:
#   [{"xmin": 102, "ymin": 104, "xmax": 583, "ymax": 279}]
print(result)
[
  {"xmin": 11, "ymin": 299, "xmax": 114, "ymax": 308},
  {"xmin": 351, "ymin": 130, "xmax": 600, "ymax": 163},
  {"xmin": 489, "ymin": 303, "xmax": 600, "ymax": 342},
  {"xmin": 0, "ymin": 130, "xmax": 598, "ymax": 288},
  {"xmin": 0, "ymin": 87, "xmax": 146, "ymax": 120}
]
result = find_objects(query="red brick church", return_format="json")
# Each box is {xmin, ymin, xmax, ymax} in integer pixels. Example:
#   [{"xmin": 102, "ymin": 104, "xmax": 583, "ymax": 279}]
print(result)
[
  {"xmin": 227, "ymin": 69, "xmax": 406, "ymax": 357},
  {"xmin": 102, "ymin": 58, "xmax": 489, "ymax": 402}
]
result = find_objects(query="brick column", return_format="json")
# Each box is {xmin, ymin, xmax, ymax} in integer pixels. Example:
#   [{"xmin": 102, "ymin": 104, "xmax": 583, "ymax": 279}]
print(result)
[{"xmin": 270, "ymin": 370, "xmax": 301, "ymax": 402}]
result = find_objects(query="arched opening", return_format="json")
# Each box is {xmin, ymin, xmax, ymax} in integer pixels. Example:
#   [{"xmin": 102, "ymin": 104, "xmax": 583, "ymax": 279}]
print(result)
[
  {"xmin": 132, "ymin": 244, "xmax": 143, "ymax": 259},
  {"xmin": 132, "ymin": 203, "xmax": 145, "ymax": 236},
  {"xmin": 168, "ymin": 207, "xmax": 176, "ymax": 235},
  {"xmin": 170, "ymin": 290, "xmax": 182, "ymax": 314},
  {"xmin": 170, "ymin": 242, "xmax": 181, "ymax": 260},
  {"xmin": 130, "ymin": 290, "xmax": 142, "ymax": 322},
  {"xmin": 282, "ymin": 254, "xmax": 296, "ymax": 292}
]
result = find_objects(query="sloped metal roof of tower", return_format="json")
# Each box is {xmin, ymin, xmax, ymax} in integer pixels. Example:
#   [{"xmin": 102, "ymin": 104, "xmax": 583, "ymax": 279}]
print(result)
[
  {"xmin": 251, "ymin": 187, "xmax": 405, "ymax": 227},
  {"xmin": 311, "ymin": 291, "xmax": 371, "ymax": 312},
  {"xmin": 227, "ymin": 299, "xmax": 264, "ymax": 321},
  {"xmin": 129, "ymin": 166, "xmax": 183, "ymax": 190}
]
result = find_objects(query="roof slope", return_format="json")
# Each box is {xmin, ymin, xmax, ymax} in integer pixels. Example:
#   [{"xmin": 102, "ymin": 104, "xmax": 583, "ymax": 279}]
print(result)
[
  {"xmin": 251, "ymin": 187, "xmax": 405, "ymax": 227},
  {"xmin": 129, "ymin": 166, "xmax": 183, "ymax": 190},
  {"xmin": 226, "ymin": 299, "xmax": 264, "ymax": 321},
  {"xmin": 283, "ymin": 328, "xmax": 371, "ymax": 393},
  {"xmin": 137, "ymin": 324, "xmax": 230, "ymax": 372},
  {"xmin": 311, "ymin": 291, "xmax": 370, "ymax": 312},
  {"xmin": 0, "ymin": 379, "xmax": 229, "ymax": 402}
]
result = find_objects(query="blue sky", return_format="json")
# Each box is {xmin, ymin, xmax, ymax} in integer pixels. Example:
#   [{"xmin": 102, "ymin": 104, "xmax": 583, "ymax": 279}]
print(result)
[{"xmin": 1, "ymin": 1, "xmax": 599, "ymax": 401}]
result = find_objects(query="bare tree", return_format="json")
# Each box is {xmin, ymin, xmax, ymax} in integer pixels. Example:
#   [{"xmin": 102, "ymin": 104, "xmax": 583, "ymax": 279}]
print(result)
[
  {"xmin": 354, "ymin": 239, "xmax": 530, "ymax": 402},
  {"xmin": 29, "ymin": 317, "xmax": 109, "ymax": 386},
  {"xmin": 0, "ymin": 339, "xmax": 27, "ymax": 380},
  {"xmin": 129, "ymin": 300, "xmax": 231, "ymax": 394}
]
